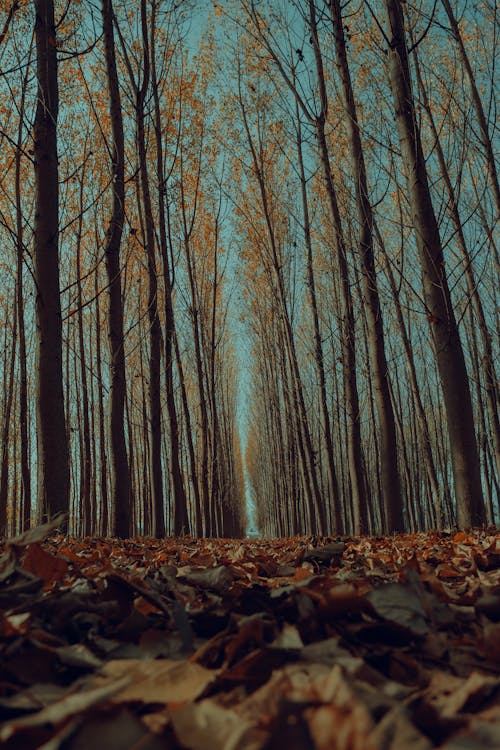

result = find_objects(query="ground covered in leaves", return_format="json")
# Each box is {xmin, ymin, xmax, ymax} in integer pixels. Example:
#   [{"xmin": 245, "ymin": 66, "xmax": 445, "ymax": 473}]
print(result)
[{"xmin": 1, "ymin": 521, "xmax": 500, "ymax": 749}]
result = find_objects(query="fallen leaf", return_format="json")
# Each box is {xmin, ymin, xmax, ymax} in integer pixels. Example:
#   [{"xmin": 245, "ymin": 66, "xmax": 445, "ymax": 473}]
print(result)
[
  {"xmin": 23, "ymin": 544, "xmax": 68, "ymax": 589},
  {"xmin": 294, "ymin": 567, "xmax": 313, "ymax": 582},
  {"xmin": 171, "ymin": 699, "xmax": 258, "ymax": 750},
  {"xmin": 97, "ymin": 659, "xmax": 216, "ymax": 704},
  {"xmin": 302, "ymin": 542, "xmax": 345, "ymax": 566},
  {"xmin": 7, "ymin": 515, "xmax": 67, "ymax": 550},
  {"xmin": 0, "ymin": 676, "xmax": 130, "ymax": 742},
  {"xmin": 370, "ymin": 704, "xmax": 433, "ymax": 750},
  {"xmin": 177, "ymin": 565, "xmax": 235, "ymax": 592},
  {"xmin": 56, "ymin": 644, "xmax": 103, "ymax": 670},
  {"xmin": 366, "ymin": 582, "xmax": 429, "ymax": 637},
  {"xmin": 441, "ymin": 672, "xmax": 500, "ymax": 717}
]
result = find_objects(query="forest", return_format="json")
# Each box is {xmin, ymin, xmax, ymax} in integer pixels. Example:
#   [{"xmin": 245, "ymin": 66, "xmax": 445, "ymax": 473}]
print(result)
[
  {"xmin": 0, "ymin": 0, "xmax": 499, "ymax": 746},
  {"xmin": 0, "ymin": 0, "xmax": 497, "ymax": 539}
]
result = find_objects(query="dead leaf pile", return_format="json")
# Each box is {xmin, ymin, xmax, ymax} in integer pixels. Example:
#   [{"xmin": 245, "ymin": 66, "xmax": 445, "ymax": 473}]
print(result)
[{"xmin": 0, "ymin": 525, "xmax": 499, "ymax": 749}]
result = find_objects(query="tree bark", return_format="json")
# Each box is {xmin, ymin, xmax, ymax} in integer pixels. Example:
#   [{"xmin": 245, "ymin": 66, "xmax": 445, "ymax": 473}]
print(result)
[
  {"xmin": 33, "ymin": 0, "xmax": 69, "ymax": 521},
  {"xmin": 150, "ymin": 2, "xmax": 189, "ymax": 536},
  {"xmin": 75, "ymin": 156, "xmax": 92, "ymax": 535},
  {"xmin": 15, "ymin": 63, "xmax": 31, "ymax": 531},
  {"xmin": 0, "ymin": 318, "xmax": 16, "ymax": 533},
  {"xmin": 94, "ymin": 255, "xmax": 109, "ymax": 535},
  {"xmin": 173, "ymin": 325, "xmax": 199, "ymax": 535},
  {"xmin": 135, "ymin": 0, "xmax": 165, "ymax": 538},
  {"xmin": 101, "ymin": 0, "xmax": 130, "ymax": 537}
]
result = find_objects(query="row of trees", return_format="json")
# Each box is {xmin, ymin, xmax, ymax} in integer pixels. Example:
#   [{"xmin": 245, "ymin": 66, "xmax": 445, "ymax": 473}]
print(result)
[
  {"xmin": 233, "ymin": 0, "xmax": 498, "ymax": 535},
  {"xmin": 0, "ymin": 0, "xmax": 497, "ymax": 538},
  {"xmin": 0, "ymin": 0, "xmax": 246, "ymax": 537}
]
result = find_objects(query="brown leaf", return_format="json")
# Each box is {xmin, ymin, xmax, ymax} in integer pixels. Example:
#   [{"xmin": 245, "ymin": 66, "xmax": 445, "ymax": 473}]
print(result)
[
  {"xmin": 306, "ymin": 703, "xmax": 377, "ymax": 750},
  {"xmin": 366, "ymin": 582, "xmax": 429, "ymax": 637},
  {"xmin": 7, "ymin": 516, "xmax": 67, "ymax": 553},
  {"xmin": 294, "ymin": 566, "xmax": 313, "ymax": 582},
  {"xmin": 97, "ymin": 659, "xmax": 217, "ymax": 705},
  {"xmin": 302, "ymin": 542, "xmax": 345, "ymax": 566},
  {"xmin": 177, "ymin": 564, "xmax": 235, "ymax": 592},
  {"xmin": 171, "ymin": 700, "xmax": 259, "ymax": 750},
  {"xmin": 22, "ymin": 543, "xmax": 68, "ymax": 589},
  {"xmin": 370, "ymin": 704, "xmax": 433, "ymax": 750},
  {"xmin": 0, "ymin": 677, "xmax": 130, "ymax": 743},
  {"xmin": 440, "ymin": 672, "xmax": 500, "ymax": 717},
  {"xmin": 51, "ymin": 707, "xmax": 169, "ymax": 750}
]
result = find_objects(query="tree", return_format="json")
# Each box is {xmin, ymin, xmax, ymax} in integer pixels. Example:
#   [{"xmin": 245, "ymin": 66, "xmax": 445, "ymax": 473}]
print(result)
[
  {"xmin": 117, "ymin": 0, "xmax": 166, "ymax": 537},
  {"xmin": 33, "ymin": 0, "xmax": 69, "ymax": 521},
  {"xmin": 150, "ymin": 0, "xmax": 190, "ymax": 536},
  {"xmin": 101, "ymin": 0, "xmax": 130, "ymax": 537}
]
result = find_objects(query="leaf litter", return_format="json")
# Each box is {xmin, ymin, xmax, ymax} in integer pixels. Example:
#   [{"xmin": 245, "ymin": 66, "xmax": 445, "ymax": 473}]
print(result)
[{"xmin": 0, "ymin": 523, "xmax": 499, "ymax": 749}]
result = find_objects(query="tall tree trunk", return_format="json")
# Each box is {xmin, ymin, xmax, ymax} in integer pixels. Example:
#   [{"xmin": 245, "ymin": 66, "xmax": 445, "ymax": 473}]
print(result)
[
  {"xmin": 330, "ymin": 0, "xmax": 403, "ymax": 531},
  {"xmin": 179, "ymin": 154, "xmax": 211, "ymax": 533},
  {"xmin": 75, "ymin": 158, "xmax": 92, "ymax": 535},
  {"xmin": 374, "ymin": 220, "xmax": 443, "ymax": 526},
  {"xmin": 88, "ymin": 326, "xmax": 98, "ymax": 532},
  {"xmin": 0, "ymin": 317, "xmax": 16, "ymax": 533},
  {"xmin": 15, "ymin": 64, "xmax": 31, "ymax": 531},
  {"xmin": 352, "ymin": 256, "xmax": 383, "ymax": 529},
  {"xmin": 209, "ymin": 211, "xmax": 222, "ymax": 535},
  {"xmin": 101, "ymin": 0, "xmax": 130, "ymax": 537},
  {"xmin": 150, "ymin": 3, "xmax": 189, "ymax": 536},
  {"xmin": 468, "ymin": 304, "xmax": 495, "ymax": 525},
  {"xmin": 33, "ymin": 0, "xmax": 69, "ymax": 520},
  {"xmin": 135, "ymin": 0, "xmax": 164, "ymax": 538},
  {"xmin": 65, "ymin": 318, "xmax": 73, "ymax": 528},
  {"xmin": 296, "ymin": 105, "xmax": 341, "ymax": 533},
  {"xmin": 183, "ymin": 233, "xmax": 211, "ymax": 533},
  {"xmin": 94, "ymin": 255, "xmax": 109, "ymax": 535},
  {"xmin": 384, "ymin": 0, "xmax": 485, "ymax": 527},
  {"xmin": 173, "ymin": 326, "xmax": 200, "ymax": 535},
  {"xmin": 315, "ymin": 120, "xmax": 367, "ymax": 534},
  {"xmin": 307, "ymin": 0, "xmax": 367, "ymax": 534}
]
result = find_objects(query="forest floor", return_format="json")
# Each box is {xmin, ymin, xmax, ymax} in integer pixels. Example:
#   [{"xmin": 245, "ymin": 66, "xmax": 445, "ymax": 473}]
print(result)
[{"xmin": 0, "ymin": 521, "xmax": 499, "ymax": 749}]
